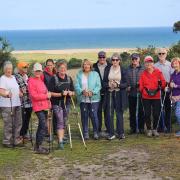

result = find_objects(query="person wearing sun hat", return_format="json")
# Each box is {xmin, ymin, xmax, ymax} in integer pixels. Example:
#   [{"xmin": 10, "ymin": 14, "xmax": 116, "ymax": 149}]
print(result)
[
  {"xmin": 15, "ymin": 61, "xmax": 32, "ymax": 142},
  {"xmin": 126, "ymin": 53, "xmax": 145, "ymax": 134},
  {"xmin": 139, "ymin": 56, "xmax": 166, "ymax": 137},
  {"xmin": 28, "ymin": 63, "xmax": 51, "ymax": 154},
  {"xmin": 154, "ymin": 48, "xmax": 174, "ymax": 133}
]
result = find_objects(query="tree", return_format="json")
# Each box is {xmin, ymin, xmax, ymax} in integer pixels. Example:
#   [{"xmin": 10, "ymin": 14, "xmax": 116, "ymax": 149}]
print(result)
[
  {"xmin": 0, "ymin": 37, "xmax": 17, "ymax": 74},
  {"xmin": 173, "ymin": 21, "xmax": 180, "ymax": 33}
]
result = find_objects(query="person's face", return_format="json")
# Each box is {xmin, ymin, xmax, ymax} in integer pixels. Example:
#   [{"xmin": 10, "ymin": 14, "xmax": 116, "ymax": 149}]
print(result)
[
  {"xmin": 5, "ymin": 66, "xmax": 13, "ymax": 77},
  {"xmin": 34, "ymin": 70, "xmax": 42, "ymax": 78},
  {"xmin": 145, "ymin": 61, "xmax": 154, "ymax": 70},
  {"xmin": 20, "ymin": 66, "xmax": 28, "ymax": 74},
  {"xmin": 83, "ymin": 62, "xmax": 91, "ymax": 72},
  {"xmin": 171, "ymin": 60, "xmax": 180, "ymax": 71},
  {"xmin": 158, "ymin": 51, "xmax": 167, "ymax": 61},
  {"xmin": 98, "ymin": 56, "xmax": 106, "ymax": 65},
  {"xmin": 58, "ymin": 64, "xmax": 67, "ymax": 75},
  {"xmin": 131, "ymin": 57, "xmax": 140, "ymax": 66},
  {"xmin": 46, "ymin": 61, "xmax": 54, "ymax": 72},
  {"xmin": 111, "ymin": 58, "xmax": 120, "ymax": 67}
]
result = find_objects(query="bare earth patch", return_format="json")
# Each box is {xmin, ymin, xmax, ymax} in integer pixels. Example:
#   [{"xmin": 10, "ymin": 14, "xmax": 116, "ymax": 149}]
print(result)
[{"xmin": 13, "ymin": 148, "xmax": 164, "ymax": 180}]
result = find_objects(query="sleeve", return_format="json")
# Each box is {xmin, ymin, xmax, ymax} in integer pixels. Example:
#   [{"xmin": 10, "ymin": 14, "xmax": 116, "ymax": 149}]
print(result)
[
  {"xmin": 74, "ymin": 73, "xmax": 83, "ymax": 96},
  {"xmin": 120, "ymin": 68, "xmax": 127, "ymax": 89},
  {"xmin": 49, "ymin": 77, "xmax": 55, "ymax": 92},
  {"xmin": 139, "ymin": 73, "xmax": 144, "ymax": 93},
  {"xmin": 28, "ymin": 79, "xmax": 48, "ymax": 101},
  {"xmin": 0, "ymin": 77, "xmax": 6, "ymax": 89},
  {"xmin": 70, "ymin": 77, "xmax": 75, "ymax": 91},
  {"xmin": 92, "ymin": 72, "xmax": 101, "ymax": 95}
]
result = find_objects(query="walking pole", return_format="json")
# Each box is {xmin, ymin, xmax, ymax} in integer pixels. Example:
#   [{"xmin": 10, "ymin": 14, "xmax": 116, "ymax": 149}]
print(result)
[
  {"xmin": 135, "ymin": 91, "xmax": 140, "ymax": 134},
  {"xmin": 10, "ymin": 96, "xmax": 15, "ymax": 148},
  {"xmin": 70, "ymin": 96, "xmax": 87, "ymax": 150},
  {"xmin": 169, "ymin": 89, "xmax": 173, "ymax": 138},
  {"xmin": 156, "ymin": 83, "xmax": 168, "ymax": 132}
]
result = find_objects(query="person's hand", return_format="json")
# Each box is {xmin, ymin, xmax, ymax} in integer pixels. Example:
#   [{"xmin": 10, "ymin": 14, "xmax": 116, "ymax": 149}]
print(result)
[
  {"xmin": 68, "ymin": 90, "xmax": 74, "ymax": 96},
  {"xmin": 88, "ymin": 91, "xmax": 93, "ymax": 97},
  {"xmin": 112, "ymin": 81, "xmax": 118, "ymax": 88},
  {"xmin": 6, "ymin": 90, "xmax": 12, "ymax": 98},
  {"xmin": 170, "ymin": 82, "xmax": 177, "ymax": 88},
  {"xmin": 127, "ymin": 86, "xmax": 131, "ymax": 92},
  {"xmin": 108, "ymin": 81, "xmax": 114, "ymax": 88},
  {"xmin": 63, "ymin": 90, "xmax": 68, "ymax": 96},
  {"xmin": 19, "ymin": 91, "xmax": 23, "ymax": 97},
  {"xmin": 164, "ymin": 86, "xmax": 169, "ymax": 92},
  {"xmin": 82, "ymin": 90, "xmax": 89, "ymax": 97},
  {"xmin": 47, "ymin": 92, "xmax": 51, "ymax": 99}
]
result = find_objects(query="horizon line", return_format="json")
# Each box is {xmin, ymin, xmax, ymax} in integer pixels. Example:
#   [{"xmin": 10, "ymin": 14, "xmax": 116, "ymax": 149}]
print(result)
[{"xmin": 0, "ymin": 26, "xmax": 172, "ymax": 31}]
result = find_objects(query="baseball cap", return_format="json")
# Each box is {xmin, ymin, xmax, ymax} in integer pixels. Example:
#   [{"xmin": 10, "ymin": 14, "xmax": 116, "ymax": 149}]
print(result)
[
  {"xmin": 17, "ymin": 62, "xmax": 29, "ymax": 69},
  {"xmin": 98, "ymin": 51, "xmax": 106, "ymax": 58},
  {"xmin": 144, "ymin": 56, "xmax": 154, "ymax": 63},
  {"xmin": 131, "ymin": 53, "xmax": 140, "ymax": 59},
  {"xmin": 33, "ymin": 63, "xmax": 43, "ymax": 71}
]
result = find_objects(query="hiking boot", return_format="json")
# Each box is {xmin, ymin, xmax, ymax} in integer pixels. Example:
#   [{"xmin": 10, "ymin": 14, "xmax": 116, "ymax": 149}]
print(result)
[
  {"xmin": 119, "ymin": 134, "xmax": 125, "ymax": 140},
  {"xmin": 147, "ymin": 130, "xmax": 152, "ymax": 137},
  {"xmin": 58, "ymin": 141, "xmax": 64, "ymax": 150},
  {"xmin": 175, "ymin": 131, "xmax": 180, "ymax": 137},
  {"xmin": 107, "ymin": 135, "xmax": 116, "ymax": 140},
  {"xmin": 152, "ymin": 130, "xmax": 159, "ymax": 137},
  {"xmin": 34, "ymin": 145, "xmax": 49, "ymax": 154},
  {"xmin": 93, "ymin": 133, "xmax": 99, "ymax": 140},
  {"xmin": 84, "ymin": 134, "xmax": 89, "ymax": 140}
]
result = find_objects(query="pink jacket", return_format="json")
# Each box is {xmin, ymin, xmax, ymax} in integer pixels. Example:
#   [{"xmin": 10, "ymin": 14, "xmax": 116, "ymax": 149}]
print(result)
[{"xmin": 28, "ymin": 77, "xmax": 51, "ymax": 112}]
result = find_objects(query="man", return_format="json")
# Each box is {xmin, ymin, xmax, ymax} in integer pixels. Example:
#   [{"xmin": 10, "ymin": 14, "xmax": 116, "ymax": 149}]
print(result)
[
  {"xmin": 15, "ymin": 62, "xmax": 32, "ymax": 142},
  {"xmin": 93, "ymin": 51, "xmax": 111, "ymax": 137},
  {"xmin": 154, "ymin": 48, "xmax": 173, "ymax": 133},
  {"xmin": 126, "ymin": 53, "xmax": 144, "ymax": 134}
]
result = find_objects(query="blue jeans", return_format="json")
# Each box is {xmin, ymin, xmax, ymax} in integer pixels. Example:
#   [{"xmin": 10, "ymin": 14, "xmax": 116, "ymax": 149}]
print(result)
[
  {"xmin": 175, "ymin": 101, "xmax": 180, "ymax": 126},
  {"xmin": 105, "ymin": 91, "xmax": 124, "ymax": 136},
  {"xmin": 80, "ymin": 102, "xmax": 99, "ymax": 136},
  {"xmin": 35, "ymin": 110, "xmax": 48, "ymax": 146}
]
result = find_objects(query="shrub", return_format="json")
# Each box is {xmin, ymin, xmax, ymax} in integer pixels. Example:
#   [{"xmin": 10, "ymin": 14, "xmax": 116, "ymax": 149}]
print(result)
[{"xmin": 68, "ymin": 58, "xmax": 82, "ymax": 69}]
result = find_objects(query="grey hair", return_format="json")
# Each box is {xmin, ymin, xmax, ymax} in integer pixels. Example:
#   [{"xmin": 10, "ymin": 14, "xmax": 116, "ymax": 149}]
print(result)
[{"xmin": 3, "ymin": 61, "xmax": 13, "ymax": 72}]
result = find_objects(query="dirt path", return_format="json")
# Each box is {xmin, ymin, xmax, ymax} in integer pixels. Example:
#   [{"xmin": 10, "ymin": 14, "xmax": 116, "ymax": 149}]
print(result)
[{"xmin": 13, "ymin": 148, "xmax": 164, "ymax": 180}]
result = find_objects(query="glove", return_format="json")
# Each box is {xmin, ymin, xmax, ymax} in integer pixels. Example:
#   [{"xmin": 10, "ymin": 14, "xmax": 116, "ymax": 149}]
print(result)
[
  {"xmin": 158, "ymin": 80, "xmax": 162, "ymax": 87},
  {"xmin": 164, "ymin": 87, "xmax": 169, "ymax": 92}
]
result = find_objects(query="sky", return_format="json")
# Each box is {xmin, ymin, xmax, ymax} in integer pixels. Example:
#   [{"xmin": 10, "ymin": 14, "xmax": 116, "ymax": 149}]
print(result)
[{"xmin": 0, "ymin": 0, "xmax": 179, "ymax": 30}]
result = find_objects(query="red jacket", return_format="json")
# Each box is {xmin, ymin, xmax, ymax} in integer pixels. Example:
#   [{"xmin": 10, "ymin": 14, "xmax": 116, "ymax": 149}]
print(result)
[
  {"xmin": 139, "ymin": 68, "xmax": 166, "ymax": 99},
  {"xmin": 28, "ymin": 77, "xmax": 51, "ymax": 112}
]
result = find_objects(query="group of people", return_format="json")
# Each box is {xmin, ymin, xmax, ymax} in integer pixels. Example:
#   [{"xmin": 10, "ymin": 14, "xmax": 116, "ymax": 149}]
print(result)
[{"xmin": 0, "ymin": 48, "xmax": 179, "ymax": 154}]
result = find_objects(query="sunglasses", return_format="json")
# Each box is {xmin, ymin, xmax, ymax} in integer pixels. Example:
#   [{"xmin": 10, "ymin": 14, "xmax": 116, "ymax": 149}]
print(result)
[
  {"xmin": 158, "ymin": 53, "xmax": 166, "ymax": 55},
  {"xmin": 99, "ymin": 56, "xmax": 106, "ymax": 59},
  {"xmin": 132, "ymin": 58, "xmax": 138, "ymax": 61},
  {"xmin": 112, "ymin": 59, "xmax": 119, "ymax": 62},
  {"xmin": 23, "ymin": 66, "xmax": 28, "ymax": 68}
]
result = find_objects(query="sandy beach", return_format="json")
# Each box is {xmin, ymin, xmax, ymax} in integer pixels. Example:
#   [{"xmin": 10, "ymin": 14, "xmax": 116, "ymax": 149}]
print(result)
[{"xmin": 12, "ymin": 48, "xmax": 135, "ymax": 54}]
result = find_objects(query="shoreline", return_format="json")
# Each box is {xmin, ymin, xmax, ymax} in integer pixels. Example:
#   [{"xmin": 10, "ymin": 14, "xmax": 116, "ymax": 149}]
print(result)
[{"xmin": 12, "ymin": 48, "xmax": 136, "ymax": 54}]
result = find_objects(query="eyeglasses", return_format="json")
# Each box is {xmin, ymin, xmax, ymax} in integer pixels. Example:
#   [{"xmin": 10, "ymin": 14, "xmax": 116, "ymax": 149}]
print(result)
[
  {"xmin": 158, "ymin": 53, "xmax": 166, "ymax": 55},
  {"xmin": 98, "ymin": 56, "xmax": 106, "ymax": 59},
  {"xmin": 112, "ymin": 59, "xmax": 119, "ymax": 62},
  {"xmin": 23, "ymin": 66, "xmax": 28, "ymax": 68}
]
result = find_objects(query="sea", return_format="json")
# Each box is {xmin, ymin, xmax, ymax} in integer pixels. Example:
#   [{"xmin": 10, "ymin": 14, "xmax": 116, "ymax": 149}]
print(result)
[{"xmin": 0, "ymin": 27, "xmax": 180, "ymax": 50}]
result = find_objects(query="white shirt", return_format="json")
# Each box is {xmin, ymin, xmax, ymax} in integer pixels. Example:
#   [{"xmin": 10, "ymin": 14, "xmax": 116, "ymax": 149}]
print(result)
[
  {"xmin": 0, "ymin": 75, "xmax": 21, "ymax": 107},
  {"xmin": 81, "ymin": 73, "xmax": 90, "ymax": 103}
]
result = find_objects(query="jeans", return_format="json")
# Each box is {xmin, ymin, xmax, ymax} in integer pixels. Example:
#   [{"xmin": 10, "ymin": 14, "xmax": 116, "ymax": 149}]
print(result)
[
  {"xmin": 20, "ymin": 107, "xmax": 32, "ymax": 136},
  {"xmin": 105, "ymin": 91, "xmax": 124, "ymax": 136},
  {"xmin": 175, "ymin": 101, "xmax": 180, "ymax": 126},
  {"xmin": 80, "ymin": 102, "xmax": 99, "ymax": 136},
  {"xmin": 143, "ymin": 99, "xmax": 161, "ymax": 130},
  {"xmin": 35, "ymin": 110, "xmax": 48, "ymax": 146},
  {"xmin": 128, "ymin": 95, "xmax": 145, "ymax": 132}
]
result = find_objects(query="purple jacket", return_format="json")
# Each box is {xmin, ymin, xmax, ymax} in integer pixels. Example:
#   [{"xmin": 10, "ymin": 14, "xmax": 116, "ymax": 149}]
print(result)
[{"xmin": 170, "ymin": 71, "xmax": 180, "ymax": 96}]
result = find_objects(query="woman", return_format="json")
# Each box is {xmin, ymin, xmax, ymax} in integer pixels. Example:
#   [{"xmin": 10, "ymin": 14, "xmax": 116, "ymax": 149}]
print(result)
[
  {"xmin": 103, "ymin": 53, "xmax": 127, "ymax": 140},
  {"xmin": 49, "ymin": 61, "xmax": 75, "ymax": 150},
  {"xmin": 28, "ymin": 63, "xmax": 51, "ymax": 154},
  {"xmin": 139, "ymin": 56, "xmax": 166, "ymax": 137},
  {"xmin": 0, "ymin": 61, "xmax": 22, "ymax": 148},
  {"xmin": 170, "ymin": 57, "xmax": 180, "ymax": 137},
  {"xmin": 75, "ymin": 59, "xmax": 101, "ymax": 140}
]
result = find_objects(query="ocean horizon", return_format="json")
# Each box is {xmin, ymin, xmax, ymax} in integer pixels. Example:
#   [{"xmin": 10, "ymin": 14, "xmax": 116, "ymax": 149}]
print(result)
[{"xmin": 0, "ymin": 27, "xmax": 180, "ymax": 50}]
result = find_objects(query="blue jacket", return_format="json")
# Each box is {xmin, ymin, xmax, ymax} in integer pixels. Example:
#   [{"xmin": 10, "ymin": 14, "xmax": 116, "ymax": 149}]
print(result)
[{"xmin": 75, "ymin": 70, "xmax": 101, "ymax": 103}]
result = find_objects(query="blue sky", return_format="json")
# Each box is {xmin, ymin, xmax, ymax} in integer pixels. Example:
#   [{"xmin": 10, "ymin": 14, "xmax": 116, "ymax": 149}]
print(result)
[{"xmin": 0, "ymin": 0, "xmax": 179, "ymax": 30}]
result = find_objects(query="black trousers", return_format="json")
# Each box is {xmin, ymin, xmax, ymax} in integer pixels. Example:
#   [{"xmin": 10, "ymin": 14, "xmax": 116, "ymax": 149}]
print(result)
[
  {"xmin": 128, "ymin": 96, "xmax": 145, "ymax": 132},
  {"xmin": 143, "ymin": 99, "xmax": 161, "ymax": 130},
  {"xmin": 20, "ymin": 107, "xmax": 32, "ymax": 136}
]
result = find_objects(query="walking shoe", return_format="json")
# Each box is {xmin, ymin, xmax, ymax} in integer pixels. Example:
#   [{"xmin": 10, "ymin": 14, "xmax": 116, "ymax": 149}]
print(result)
[
  {"xmin": 107, "ymin": 135, "xmax": 116, "ymax": 140},
  {"xmin": 119, "ymin": 134, "xmax": 125, "ymax": 140},
  {"xmin": 99, "ymin": 131, "xmax": 109, "ymax": 138},
  {"xmin": 152, "ymin": 130, "xmax": 159, "ymax": 137},
  {"xmin": 147, "ymin": 130, "xmax": 152, "ymax": 137},
  {"xmin": 93, "ymin": 133, "xmax": 99, "ymax": 140},
  {"xmin": 84, "ymin": 134, "xmax": 89, "ymax": 140},
  {"xmin": 175, "ymin": 131, "xmax": 180, "ymax": 137},
  {"xmin": 34, "ymin": 146, "xmax": 49, "ymax": 154},
  {"xmin": 58, "ymin": 141, "xmax": 64, "ymax": 150}
]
